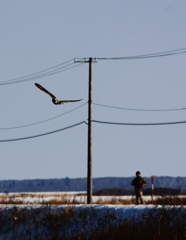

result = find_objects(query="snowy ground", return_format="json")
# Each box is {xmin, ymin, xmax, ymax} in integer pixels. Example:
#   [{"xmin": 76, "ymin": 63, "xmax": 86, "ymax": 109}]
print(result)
[
  {"xmin": 0, "ymin": 193, "xmax": 185, "ymax": 239},
  {"xmin": 0, "ymin": 204, "xmax": 169, "ymax": 217},
  {"xmin": 0, "ymin": 192, "xmax": 154, "ymax": 204},
  {"xmin": 0, "ymin": 203, "xmax": 185, "ymax": 239},
  {"xmin": 0, "ymin": 192, "xmax": 159, "ymax": 217},
  {"xmin": 0, "ymin": 191, "xmax": 186, "ymax": 205}
]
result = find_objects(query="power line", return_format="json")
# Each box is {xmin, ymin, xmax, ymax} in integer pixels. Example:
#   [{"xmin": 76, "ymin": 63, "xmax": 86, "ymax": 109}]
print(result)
[
  {"xmin": 0, "ymin": 61, "xmax": 84, "ymax": 86},
  {"xmin": 0, "ymin": 102, "xmax": 87, "ymax": 130},
  {"xmin": 2, "ymin": 47, "xmax": 185, "ymax": 85},
  {"xmin": 3, "ymin": 100, "xmax": 181, "ymax": 131},
  {"xmin": 75, "ymin": 48, "xmax": 186, "ymax": 61},
  {"xmin": 0, "ymin": 121, "xmax": 87, "ymax": 142},
  {"xmin": 93, "ymin": 102, "xmax": 186, "ymax": 112},
  {"xmin": 92, "ymin": 119, "xmax": 186, "ymax": 126},
  {"xmin": 1, "ymin": 117, "xmax": 186, "ymax": 142},
  {"xmin": 0, "ymin": 59, "xmax": 73, "ymax": 85},
  {"xmin": 2, "ymin": 59, "xmax": 73, "ymax": 82},
  {"xmin": 97, "ymin": 48, "xmax": 186, "ymax": 60},
  {"xmin": 0, "ymin": 63, "xmax": 83, "ymax": 85}
]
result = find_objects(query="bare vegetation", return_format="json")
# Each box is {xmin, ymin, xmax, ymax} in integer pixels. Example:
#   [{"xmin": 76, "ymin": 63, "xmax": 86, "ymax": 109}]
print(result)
[
  {"xmin": 0, "ymin": 193, "xmax": 186, "ymax": 205},
  {"xmin": 0, "ymin": 205, "xmax": 186, "ymax": 239},
  {"xmin": 0, "ymin": 193, "xmax": 186, "ymax": 239},
  {"xmin": 154, "ymin": 195, "xmax": 186, "ymax": 206}
]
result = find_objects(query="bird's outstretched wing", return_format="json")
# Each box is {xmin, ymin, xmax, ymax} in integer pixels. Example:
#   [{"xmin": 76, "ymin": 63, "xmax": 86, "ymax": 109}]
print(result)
[
  {"xmin": 57, "ymin": 99, "xmax": 83, "ymax": 104},
  {"xmin": 35, "ymin": 83, "xmax": 56, "ymax": 99}
]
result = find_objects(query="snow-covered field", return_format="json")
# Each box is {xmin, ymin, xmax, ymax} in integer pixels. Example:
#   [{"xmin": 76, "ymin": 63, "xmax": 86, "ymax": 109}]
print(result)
[
  {"xmin": 0, "ymin": 204, "xmax": 172, "ymax": 217},
  {"xmin": 0, "ymin": 203, "xmax": 185, "ymax": 239},
  {"xmin": 0, "ymin": 191, "xmax": 186, "ymax": 205},
  {"xmin": 0, "ymin": 191, "xmax": 155, "ymax": 204},
  {"xmin": 0, "ymin": 192, "xmax": 185, "ymax": 217},
  {"xmin": 0, "ymin": 193, "xmax": 185, "ymax": 239}
]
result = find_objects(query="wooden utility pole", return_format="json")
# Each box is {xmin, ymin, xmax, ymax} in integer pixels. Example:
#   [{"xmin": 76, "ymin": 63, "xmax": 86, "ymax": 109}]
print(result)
[
  {"xmin": 74, "ymin": 57, "xmax": 97, "ymax": 204},
  {"xmin": 87, "ymin": 57, "xmax": 93, "ymax": 204},
  {"xmin": 151, "ymin": 175, "xmax": 154, "ymax": 204}
]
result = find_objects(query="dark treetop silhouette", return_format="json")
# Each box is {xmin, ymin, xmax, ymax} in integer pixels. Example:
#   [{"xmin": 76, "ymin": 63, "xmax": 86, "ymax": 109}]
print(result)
[{"xmin": 35, "ymin": 83, "xmax": 82, "ymax": 105}]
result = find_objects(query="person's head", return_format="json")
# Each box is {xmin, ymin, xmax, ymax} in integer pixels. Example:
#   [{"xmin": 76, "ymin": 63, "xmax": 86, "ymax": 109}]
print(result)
[{"xmin": 136, "ymin": 171, "xmax": 141, "ymax": 177}]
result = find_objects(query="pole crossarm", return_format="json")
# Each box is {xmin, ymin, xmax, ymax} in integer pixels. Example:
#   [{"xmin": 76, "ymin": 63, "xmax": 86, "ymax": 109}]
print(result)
[{"xmin": 74, "ymin": 58, "xmax": 97, "ymax": 63}]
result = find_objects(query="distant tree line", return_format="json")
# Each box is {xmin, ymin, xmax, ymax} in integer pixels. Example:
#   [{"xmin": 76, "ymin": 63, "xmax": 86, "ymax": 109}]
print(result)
[
  {"xmin": 93, "ymin": 187, "xmax": 186, "ymax": 196},
  {"xmin": 0, "ymin": 176, "xmax": 186, "ymax": 193}
]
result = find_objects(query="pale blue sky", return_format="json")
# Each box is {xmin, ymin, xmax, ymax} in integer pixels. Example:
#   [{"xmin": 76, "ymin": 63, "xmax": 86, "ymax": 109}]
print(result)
[{"xmin": 0, "ymin": 1, "xmax": 186, "ymax": 180}]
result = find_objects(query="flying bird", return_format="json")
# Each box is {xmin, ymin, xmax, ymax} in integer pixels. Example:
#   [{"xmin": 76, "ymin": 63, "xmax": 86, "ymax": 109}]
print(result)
[{"xmin": 35, "ymin": 83, "xmax": 82, "ymax": 105}]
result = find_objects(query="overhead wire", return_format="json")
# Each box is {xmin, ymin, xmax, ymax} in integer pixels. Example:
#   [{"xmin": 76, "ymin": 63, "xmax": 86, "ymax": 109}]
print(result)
[
  {"xmin": 2, "ymin": 47, "xmax": 186, "ymax": 84},
  {"xmin": 96, "ymin": 47, "xmax": 186, "ymax": 60},
  {"xmin": 0, "ymin": 102, "xmax": 87, "ymax": 130},
  {"xmin": 1, "ymin": 101, "xmax": 185, "ymax": 131},
  {"xmin": 0, "ymin": 62, "xmax": 83, "ymax": 85},
  {"xmin": 92, "ymin": 119, "xmax": 186, "ymax": 126},
  {"xmin": 0, "ymin": 59, "xmax": 73, "ymax": 84},
  {"xmin": 0, "ymin": 121, "xmax": 87, "ymax": 142},
  {"xmin": 2, "ymin": 117, "xmax": 186, "ymax": 142},
  {"xmin": 75, "ymin": 48, "xmax": 186, "ymax": 61},
  {"xmin": 2, "ymin": 59, "xmax": 73, "ymax": 82},
  {"xmin": 0, "ymin": 61, "xmax": 84, "ymax": 85},
  {"xmin": 2, "ymin": 47, "xmax": 186, "ymax": 86},
  {"xmin": 93, "ymin": 102, "xmax": 186, "ymax": 112}
]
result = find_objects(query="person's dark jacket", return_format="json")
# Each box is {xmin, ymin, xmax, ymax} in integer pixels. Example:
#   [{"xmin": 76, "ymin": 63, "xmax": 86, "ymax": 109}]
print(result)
[{"xmin": 131, "ymin": 177, "xmax": 147, "ymax": 190}]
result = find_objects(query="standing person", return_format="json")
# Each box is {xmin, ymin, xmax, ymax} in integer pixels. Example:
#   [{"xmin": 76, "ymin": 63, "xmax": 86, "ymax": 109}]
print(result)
[{"xmin": 131, "ymin": 171, "xmax": 147, "ymax": 205}]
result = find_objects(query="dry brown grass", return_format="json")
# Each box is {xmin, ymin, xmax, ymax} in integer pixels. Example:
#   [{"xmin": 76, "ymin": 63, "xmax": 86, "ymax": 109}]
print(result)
[
  {"xmin": 154, "ymin": 195, "xmax": 186, "ymax": 205},
  {"xmin": 1, "ymin": 205, "xmax": 186, "ymax": 239},
  {"xmin": 0, "ymin": 193, "xmax": 135, "ymax": 205},
  {"xmin": 0, "ymin": 193, "xmax": 186, "ymax": 206},
  {"xmin": 0, "ymin": 193, "xmax": 75, "ymax": 198},
  {"xmin": 92, "ymin": 196, "xmax": 134, "ymax": 205},
  {"xmin": 48, "ymin": 195, "xmax": 86, "ymax": 205}
]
